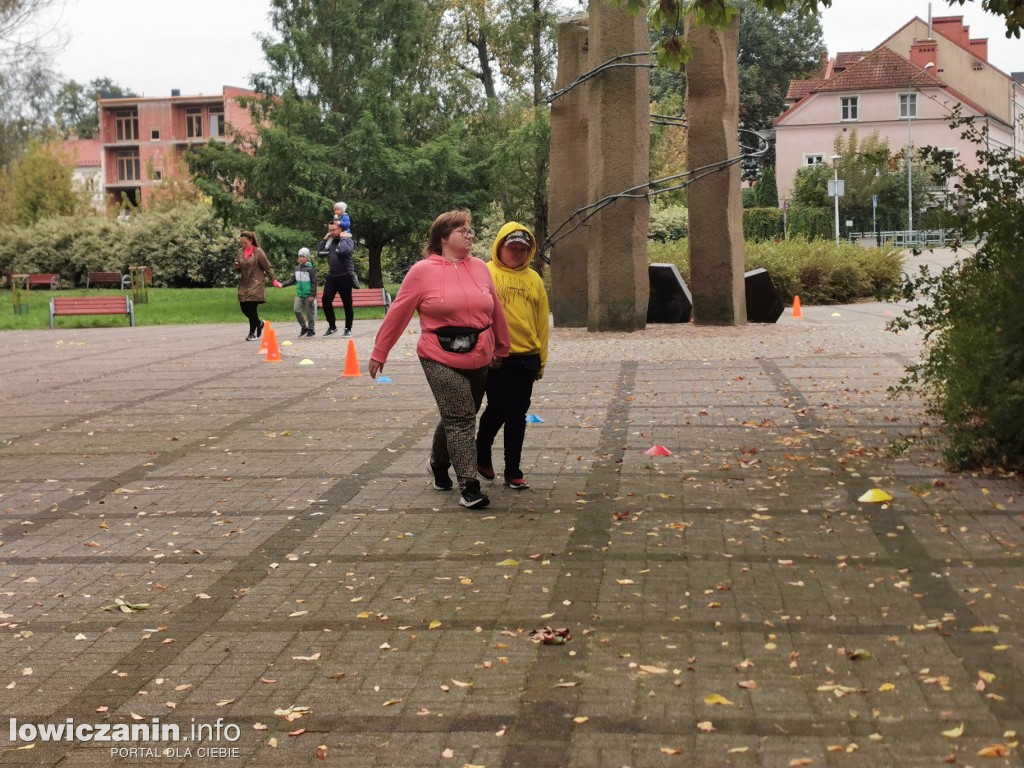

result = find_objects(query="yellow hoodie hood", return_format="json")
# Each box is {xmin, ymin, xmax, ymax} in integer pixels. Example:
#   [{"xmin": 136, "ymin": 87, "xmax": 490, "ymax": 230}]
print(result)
[{"xmin": 490, "ymin": 221, "xmax": 537, "ymax": 269}]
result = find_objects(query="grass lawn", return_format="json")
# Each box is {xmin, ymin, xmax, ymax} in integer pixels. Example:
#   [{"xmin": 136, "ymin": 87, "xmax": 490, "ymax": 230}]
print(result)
[{"xmin": 0, "ymin": 286, "xmax": 398, "ymax": 331}]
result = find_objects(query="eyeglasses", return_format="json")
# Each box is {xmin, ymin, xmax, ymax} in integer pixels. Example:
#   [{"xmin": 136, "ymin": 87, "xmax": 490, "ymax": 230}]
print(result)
[{"xmin": 454, "ymin": 226, "xmax": 475, "ymax": 238}]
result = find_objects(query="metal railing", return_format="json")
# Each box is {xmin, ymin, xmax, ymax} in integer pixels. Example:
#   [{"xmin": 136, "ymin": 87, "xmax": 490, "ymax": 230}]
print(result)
[{"xmin": 848, "ymin": 230, "xmax": 958, "ymax": 248}]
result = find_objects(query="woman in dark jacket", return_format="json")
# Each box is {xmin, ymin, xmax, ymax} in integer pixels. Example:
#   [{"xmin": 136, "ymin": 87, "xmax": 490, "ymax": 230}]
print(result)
[{"xmin": 234, "ymin": 231, "xmax": 279, "ymax": 340}]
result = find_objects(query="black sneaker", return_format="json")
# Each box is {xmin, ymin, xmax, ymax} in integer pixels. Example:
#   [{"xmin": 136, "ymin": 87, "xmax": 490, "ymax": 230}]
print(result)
[
  {"xmin": 257, "ymin": 321, "xmax": 265, "ymax": 338},
  {"xmin": 245, "ymin": 333, "xmax": 256, "ymax": 341},
  {"xmin": 459, "ymin": 480, "xmax": 490, "ymax": 509},
  {"xmin": 305, "ymin": 328, "xmax": 316, "ymax": 337},
  {"xmin": 324, "ymin": 327, "xmax": 338, "ymax": 336},
  {"xmin": 342, "ymin": 329, "xmax": 352, "ymax": 338},
  {"xmin": 429, "ymin": 461, "xmax": 453, "ymax": 491},
  {"xmin": 298, "ymin": 328, "xmax": 309, "ymax": 338}
]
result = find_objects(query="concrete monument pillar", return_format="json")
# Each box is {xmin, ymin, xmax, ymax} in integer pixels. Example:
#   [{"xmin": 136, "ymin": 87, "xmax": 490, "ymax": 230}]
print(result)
[
  {"xmin": 549, "ymin": 18, "xmax": 590, "ymax": 327},
  {"xmin": 585, "ymin": 0, "xmax": 649, "ymax": 332},
  {"xmin": 685, "ymin": 14, "xmax": 746, "ymax": 325}
]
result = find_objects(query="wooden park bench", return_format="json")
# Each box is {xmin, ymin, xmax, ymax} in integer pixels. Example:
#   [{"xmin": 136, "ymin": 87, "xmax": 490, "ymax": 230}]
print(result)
[
  {"xmin": 85, "ymin": 271, "xmax": 129, "ymax": 289},
  {"xmin": 24, "ymin": 273, "xmax": 61, "ymax": 290},
  {"xmin": 50, "ymin": 295, "xmax": 135, "ymax": 328},
  {"xmin": 315, "ymin": 287, "xmax": 392, "ymax": 314}
]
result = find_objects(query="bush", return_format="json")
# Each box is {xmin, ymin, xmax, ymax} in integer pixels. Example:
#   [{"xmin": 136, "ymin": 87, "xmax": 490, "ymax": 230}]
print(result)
[
  {"xmin": 742, "ymin": 207, "xmax": 783, "ymax": 242},
  {"xmin": 0, "ymin": 206, "xmax": 258, "ymax": 288},
  {"xmin": 890, "ymin": 114, "xmax": 1024, "ymax": 470},
  {"xmin": 648, "ymin": 205, "xmax": 688, "ymax": 242},
  {"xmin": 788, "ymin": 206, "xmax": 832, "ymax": 239},
  {"xmin": 647, "ymin": 236, "xmax": 902, "ymax": 305}
]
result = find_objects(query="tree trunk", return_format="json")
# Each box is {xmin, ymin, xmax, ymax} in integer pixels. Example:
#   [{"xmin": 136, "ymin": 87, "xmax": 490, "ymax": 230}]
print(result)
[{"xmin": 367, "ymin": 236, "xmax": 384, "ymax": 289}]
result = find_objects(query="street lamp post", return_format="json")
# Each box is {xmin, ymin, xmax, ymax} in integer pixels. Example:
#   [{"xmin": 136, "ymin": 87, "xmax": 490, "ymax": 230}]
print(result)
[
  {"xmin": 831, "ymin": 154, "xmax": 841, "ymax": 244},
  {"xmin": 906, "ymin": 90, "xmax": 914, "ymax": 245}
]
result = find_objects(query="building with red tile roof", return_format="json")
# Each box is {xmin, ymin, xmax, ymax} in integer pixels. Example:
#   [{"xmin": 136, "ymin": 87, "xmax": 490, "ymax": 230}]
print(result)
[{"xmin": 774, "ymin": 16, "xmax": 1024, "ymax": 203}]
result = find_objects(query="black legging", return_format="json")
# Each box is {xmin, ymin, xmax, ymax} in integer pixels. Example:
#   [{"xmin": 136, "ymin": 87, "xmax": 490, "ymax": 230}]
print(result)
[
  {"xmin": 477, "ymin": 356, "xmax": 538, "ymax": 480},
  {"xmin": 322, "ymin": 275, "xmax": 354, "ymax": 331},
  {"xmin": 239, "ymin": 301, "xmax": 262, "ymax": 334}
]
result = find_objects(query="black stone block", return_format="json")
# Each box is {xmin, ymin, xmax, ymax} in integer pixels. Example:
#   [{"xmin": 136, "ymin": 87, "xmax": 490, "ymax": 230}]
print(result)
[
  {"xmin": 744, "ymin": 268, "xmax": 784, "ymax": 323},
  {"xmin": 647, "ymin": 263, "xmax": 693, "ymax": 323}
]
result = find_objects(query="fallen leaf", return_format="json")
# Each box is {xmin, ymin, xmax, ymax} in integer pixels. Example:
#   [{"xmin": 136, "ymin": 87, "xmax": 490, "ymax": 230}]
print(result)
[
  {"xmin": 451, "ymin": 679, "xmax": 473, "ymax": 688},
  {"xmin": 268, "ymin": 737, "xmax": 278, "ymax": 748},
  {"xmin": 970, "ymin": 625, "xmax": 999, "ymax": 634},
  {"xmin": 737, "ymin": 680, "xmax": 757, "ymax": 689},
  {"xmin": 429, "ymin": 620, "xmax": 442, "ymax": 629},
  {"xmin": 878, "ymin": 683, "xmax": 896, "ymax": 692},
  {"xmin": 382, "ymin": 699, "xmax": 402, "ymax": 707},
  {"xmin": 660, "ymin": 746, "xmax": 683, "ymax": 755},
  {"xmin": 292, "ymin": 652, "xmax": 322, "ymax": 661},
  {"xmin": 977, "ymin": 744, "xmax": 1009, "ymax": 758},
  {"xmin": 288, "ymin": 728, "xmax": 306, "ymax": 737},
  {"xmin": 727, "ymin": 747, "xmax": 749, "ymax": 754},
  {"xmin": 942, "ymin": 724, "xmax": 965, "ymax": 739},
  {"xmin": 703, "ymin": 693, "xmax": 735, "ymax": 706},
  {"xmin": 573, "ymin": 716, "xmax": 589, "ymax": 724},
  {"xmin": 789, "ymin": 759, "xmax": 813, "ymax": 767},
  {"xmin": 495, "ymin": 559, "xmax": 519, "ymax": 567},
  {"xmin": 316, "ymin": 744, "xmax": 328, "ymax": 760},
  {"xmin": 441, "ymin": 747, "xmax": 454, "ymax": 758},
  {"xmin": 697, "ymin": 720, "xmax": 715, "ymax": 732},
  {"xmin": 640, "ymin": 665, "xmax": 669, "ymax": 675}
]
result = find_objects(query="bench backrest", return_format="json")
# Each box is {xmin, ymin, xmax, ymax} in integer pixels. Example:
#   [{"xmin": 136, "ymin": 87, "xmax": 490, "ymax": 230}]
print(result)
[
  {"xmin": 53, "ymin": 296, "xmax": 130, "ymax": 313},
  {"xmin": 28, "ymin": 273, "xmax": 59, "ymax": 286},
  {"xmin": 88, "ymin": 272, "xmax": 122, "ymax": 280}
]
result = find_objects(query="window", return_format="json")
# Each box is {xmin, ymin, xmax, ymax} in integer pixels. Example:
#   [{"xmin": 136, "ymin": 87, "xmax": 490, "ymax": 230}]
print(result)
[
  {"xmin": 116, "ymin": 150, "xmax": 140, "ymax": 181},
  {"xmin": 899, "ymin": 93, "xmax": 917, "ymax": 119},
  {"xmin": 186, "ymin": 107, "xmax": 203, "ymax": 138},
  {"xmin": 152, "ymin": 169, "xmax": 162, "ymax": 181},
  {"xmin": 209, "ymin": 106, "xmax": 225, "ymax": 138},
  {"xmin": 804, "ymin": 154, "xmax": 824, "ymax": 166},
  {"xmin": 115, "ymin": 109, "xmax": 139, "ymax": 141},
  {"xmin": 840, "ymin": 96, "xmax": 858, "ymax": 121},
  {"xmin": 150, "ymin": 129, "xmax": 160, "ymax": 140}
]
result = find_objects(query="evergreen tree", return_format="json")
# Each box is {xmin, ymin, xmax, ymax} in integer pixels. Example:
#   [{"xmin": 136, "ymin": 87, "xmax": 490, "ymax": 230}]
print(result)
[{"xmin": 190, "ymin": 0, "xmax": 489, "ymax": 286}]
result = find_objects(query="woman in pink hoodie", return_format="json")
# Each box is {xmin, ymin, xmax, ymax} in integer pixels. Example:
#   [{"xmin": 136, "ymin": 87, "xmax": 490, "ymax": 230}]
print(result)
[{"xmin": 369, "ymin": 209, "xmax": 511, "ymax": 509}]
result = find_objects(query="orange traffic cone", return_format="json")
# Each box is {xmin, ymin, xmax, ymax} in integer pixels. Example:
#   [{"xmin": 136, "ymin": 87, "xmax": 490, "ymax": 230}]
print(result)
[
  {"xmin": 341, "ymin": 339, "xmax": 361, "ymax": 377},
  {"xmin": 264, "ymin": 327, "xmax": 282, "ymax": 362},
  {"xmin": 791, "ymin": 295, "xmax": 803, "ymax": 319},
  {"xmin": 258, "ymin": 321, "xmax": 273, "ymax": 353}
]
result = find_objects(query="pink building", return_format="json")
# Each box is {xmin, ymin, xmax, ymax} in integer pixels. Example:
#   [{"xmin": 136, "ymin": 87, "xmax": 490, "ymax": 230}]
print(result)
[
  {"xmin": 97, "ymin": 86, "xmax": 256, "ymax": 208},
  {"xmin": 774, "ymin": 16, "xmax": 1024, "ymax": 204}
]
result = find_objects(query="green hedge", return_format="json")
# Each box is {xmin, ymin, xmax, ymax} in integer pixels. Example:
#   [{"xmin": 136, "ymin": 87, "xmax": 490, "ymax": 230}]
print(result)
[
  {"xmin": 742, "ymin": 208, "xmax": 784, "ymax": 242},
  {"xmin": 788, "ymin": 206, "xmax": 833, "ymax": 240},
  {"xmin": 647, "ymin": 236, "xmax": 902, "ymax": 304},
  {"xmin": 0, "ymin": 206, "xmax": 302, "ymax": 288}
]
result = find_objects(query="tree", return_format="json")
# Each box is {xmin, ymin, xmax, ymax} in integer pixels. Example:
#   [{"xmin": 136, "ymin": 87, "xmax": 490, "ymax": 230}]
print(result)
[
  {"xmin": 789, "ymin": 129, "xmax": 930, "ymax": 236},
  {"xmin": 0, "ymin": 139, "xmax": 86, "ymax": 224},
  {"xmin": 54, "ymin": 77, "xmax": 137, "ymax": 139},
  {"xmin": 189, "ymin": 0, "xmax": 490, "ymax": 287},
  {"xmin": 1, "ymin": 1, "xmax": 60, "ymax": 168}
]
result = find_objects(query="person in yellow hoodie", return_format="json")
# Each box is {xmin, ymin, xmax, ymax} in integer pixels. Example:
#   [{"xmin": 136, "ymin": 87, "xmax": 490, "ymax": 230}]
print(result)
[{"xmin": 476, "ymin": 222, "xmax": 549, "ymax": 489}]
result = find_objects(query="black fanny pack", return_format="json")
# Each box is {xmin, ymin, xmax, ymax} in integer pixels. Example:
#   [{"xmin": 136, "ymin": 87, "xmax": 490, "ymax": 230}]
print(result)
[{"xmin": 435, "ymin": 325, "xmax": 489, "ymax": 353}]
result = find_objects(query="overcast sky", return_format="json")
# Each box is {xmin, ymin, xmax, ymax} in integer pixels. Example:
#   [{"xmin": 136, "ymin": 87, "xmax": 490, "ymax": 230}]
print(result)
[{"xmin": 36, "ymin": 0, "xmax": 1022, "ymax": 97}]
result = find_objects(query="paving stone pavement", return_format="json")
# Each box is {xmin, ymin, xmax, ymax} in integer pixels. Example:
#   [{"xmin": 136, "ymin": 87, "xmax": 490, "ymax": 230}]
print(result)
[{"xmin": 1, "ymin": 287, "xmax": 1022, "ymax": 767}]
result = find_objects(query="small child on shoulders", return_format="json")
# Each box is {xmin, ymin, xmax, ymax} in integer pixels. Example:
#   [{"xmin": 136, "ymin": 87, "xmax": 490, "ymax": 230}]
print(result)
[{"xmin": 333, "ymin": 202, "xmax": 351, "ymax": 234}]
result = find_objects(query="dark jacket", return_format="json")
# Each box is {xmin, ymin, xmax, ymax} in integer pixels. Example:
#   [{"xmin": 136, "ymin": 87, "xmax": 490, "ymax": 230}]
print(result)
[{"xmin": 318, "ymin": 235, "xmax": 356, "ymax": 279}]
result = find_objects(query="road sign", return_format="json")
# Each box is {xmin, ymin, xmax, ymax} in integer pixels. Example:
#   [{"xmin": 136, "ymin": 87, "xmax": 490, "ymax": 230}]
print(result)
[{"xmin": 828, "ymin": 180, "xmax": 845, "ymax": 197}]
